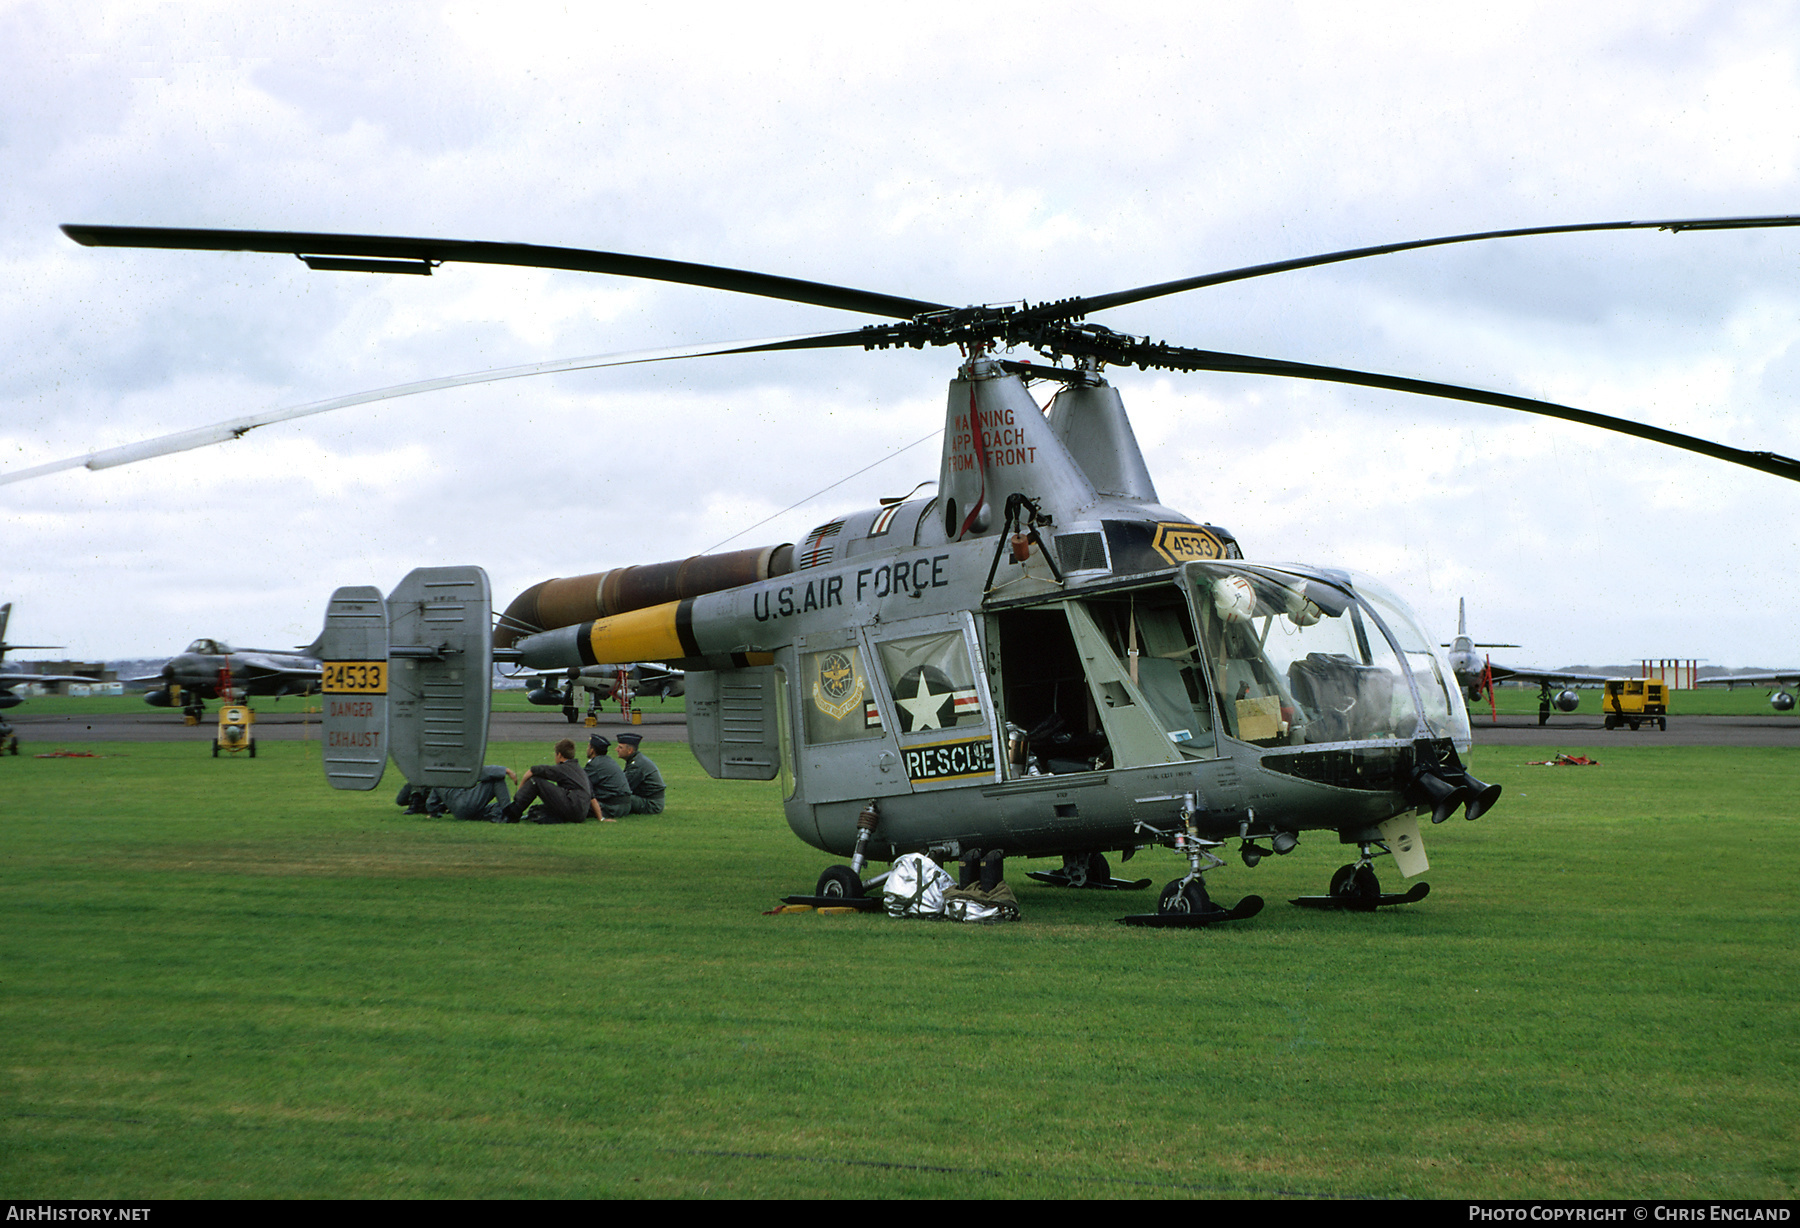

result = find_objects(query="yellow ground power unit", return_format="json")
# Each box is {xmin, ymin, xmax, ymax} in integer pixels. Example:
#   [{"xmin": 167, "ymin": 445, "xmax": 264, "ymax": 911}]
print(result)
[
  {"xmin": 214, "ymin": 704, "xmax": 256, "ymax": 757},
  {"xmin": 1603, "ymin": 678, "xmax": 1668, "ymax": 731}
]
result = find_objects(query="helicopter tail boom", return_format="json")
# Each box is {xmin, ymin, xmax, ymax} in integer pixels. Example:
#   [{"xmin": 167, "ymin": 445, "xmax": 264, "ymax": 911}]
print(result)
[{"xmin": 495, "ymin": 544, "xmax": 796, "ymax": 649}]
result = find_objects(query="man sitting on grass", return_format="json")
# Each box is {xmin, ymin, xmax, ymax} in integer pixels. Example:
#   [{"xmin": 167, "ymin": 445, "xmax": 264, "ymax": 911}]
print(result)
[
  {"xmin": 499, "ymin": 739, "xmax": 592, "ymax": 825},
  {"xmin": 617, "ymin": 732, "xmax": 666, "ymax": 815},
  {"xmin": 584, "ymin": 733, "xmax": 633, "ymax": 821}
]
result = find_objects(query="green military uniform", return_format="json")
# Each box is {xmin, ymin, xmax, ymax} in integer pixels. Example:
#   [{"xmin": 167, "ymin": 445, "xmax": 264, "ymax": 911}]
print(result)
[
  {"xmin": 622, "ymin": 751, "xmax": 666, "ymax": 814},
  {"xmin": 433, "ymin": 764, "xmax": 513, "ymax": 822},
  {"xmin": 586, "ymin": 753, "xmax": 633, "ymax": 819}
]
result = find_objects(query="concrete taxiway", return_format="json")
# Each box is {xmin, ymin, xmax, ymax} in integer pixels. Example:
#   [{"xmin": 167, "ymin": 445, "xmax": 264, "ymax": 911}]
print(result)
[{"xmin": 1467, "ymin": 714, "xmax": 1799, "ymax": 747}]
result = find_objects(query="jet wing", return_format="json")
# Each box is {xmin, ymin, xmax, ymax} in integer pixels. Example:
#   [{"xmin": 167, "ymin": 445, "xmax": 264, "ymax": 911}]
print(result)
[
  {"xmin": 243, "ymin": 674, "xmax": 322, "ymax": 697},
  {"xmin": 2, "ymin": 674, "xmax": 99, "ymax": 690},
  {"xmin": 509, "ymin": 667, "xmax": 612, "ymax": 698},
  {"xmin": 632, "ymin": 664, "xmax": 686, "ymax": 698},
  {"xmin": 237, "ymin": 663, "xmax": 322, "ymax": 682},
  {"xmin": 1697, "ymin": 671, "xmax": 1800, "ymax": 689},
  {"xmin": 512, "ymin": 663, "xmax": 685, "ymax": 699},
  {"xmin": 1485, "ymin": 664, "xmax": 1613, "ymax": 688},
  {"xmin": 1, "ymin": 671, "xmax": 103, "ymax": 688}
]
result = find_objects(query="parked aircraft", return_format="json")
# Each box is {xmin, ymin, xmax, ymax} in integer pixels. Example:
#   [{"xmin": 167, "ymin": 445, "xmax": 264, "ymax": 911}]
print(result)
[
  {"xmin": 0, "ymin": 603, "xmax": 97, "ymax": 753},
  {"xmin": 1697, "ymin": 670, "xmax": 1799, "ymax": 711},
  {"xmin": 133, "ymin": 638, "xmax": 322, "ymax": 719},
  {"xmin": 1443, "ymin": 599, "xmax": 1610, "ymax": 725},
  {"xmin": 515, "ymin": 662, "xmax": 685, "ymax": 722},
  {"xmin": 55, "ymin": 212, "xmax": 1800, "ymax": 924}
]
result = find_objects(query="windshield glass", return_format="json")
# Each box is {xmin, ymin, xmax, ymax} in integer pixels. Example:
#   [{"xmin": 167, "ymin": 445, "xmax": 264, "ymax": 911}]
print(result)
[
  {"xmin": 1341, "ymin": 571, "xmax": 1471, "ymax": 744},
  {"xmin": 1180, "ymin": 563, "xmax": 1430, "ymax": 746}
]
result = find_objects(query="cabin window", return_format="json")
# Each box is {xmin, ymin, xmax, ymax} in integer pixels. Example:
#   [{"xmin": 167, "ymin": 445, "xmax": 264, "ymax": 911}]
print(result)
[
  {"xmin": 1347, "ymin": 574, "xmax": 1466, "ymax": 742},
  {"xmin": 1184, "ymin": 564, "xmax": 1420, "ymax": 746},
  {"xmin": 799, "ymin": 647, "xmax": 885, "ymax": 744},
  {"xmin": 875, "ymin": 632, "xmax": 984, "ymax": 734},
  {"xmin": 1079, "ymin": 590, "xmax": 1217, "ymax": 753}
]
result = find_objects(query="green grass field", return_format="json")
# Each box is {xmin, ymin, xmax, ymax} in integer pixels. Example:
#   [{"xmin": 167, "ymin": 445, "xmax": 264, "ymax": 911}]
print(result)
[
  {"xmin": 3, "ymin": 738, "xmax": 1795, "ymax": 1198},
  {"xmin": 14, "ymin": 684, "xmax": 1786, "ymax": 720}
]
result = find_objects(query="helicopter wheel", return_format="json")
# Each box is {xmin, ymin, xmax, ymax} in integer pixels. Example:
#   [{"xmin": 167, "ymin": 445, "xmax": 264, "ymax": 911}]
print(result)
[
  {"xmin": 1329, "ymin": 864, "xmax": 1380, "ymax": 911},
  {"xmin": 1085, "ymin": 852, "xmax": 1110, "ymax": 887},
  {"xmin": 815, "ymin": 866, "xmax": 864, "ymax": 900},
  {"xmin": 1157, "ymin": 878, "xmax": 1211, "ymax": 916}
]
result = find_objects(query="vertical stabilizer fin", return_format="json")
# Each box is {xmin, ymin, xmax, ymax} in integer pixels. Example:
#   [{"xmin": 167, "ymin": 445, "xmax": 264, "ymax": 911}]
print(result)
[
  {"xmin": 1045, "ymin": 381, "xmax": 1160, "ymax": 502},
  {"xmin": 319, "ymin": 586, "xmax": 390, "ymax": 791},
  {"xmin": 387, "ymin": 566, "xmax": 492, "ymax": 789}
]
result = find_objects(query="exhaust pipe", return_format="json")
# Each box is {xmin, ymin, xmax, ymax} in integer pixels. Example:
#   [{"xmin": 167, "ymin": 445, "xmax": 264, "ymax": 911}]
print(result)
[{"xmin": 495, "ymin": 543, "xmax": 795, "ymax": 649}]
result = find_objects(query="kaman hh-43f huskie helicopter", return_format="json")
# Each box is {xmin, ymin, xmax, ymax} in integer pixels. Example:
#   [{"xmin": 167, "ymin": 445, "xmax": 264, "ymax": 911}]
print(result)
[{"xmin": 49, "ymin": 216, "xmax": 1800, "ymax": 924}]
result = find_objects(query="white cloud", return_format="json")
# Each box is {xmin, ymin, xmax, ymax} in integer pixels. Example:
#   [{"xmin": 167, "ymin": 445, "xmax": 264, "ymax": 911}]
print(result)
[{"xmin": 2, "ymin": 0, "xmax": 1798, "ymax": 667}]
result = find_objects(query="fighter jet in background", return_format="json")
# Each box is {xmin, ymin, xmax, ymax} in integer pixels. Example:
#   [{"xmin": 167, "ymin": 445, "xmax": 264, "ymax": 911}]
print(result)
[
  {"xmin": 1697, "ymin": 669, "xmax": 1799, "ymax": 711},
  {"xmin": 0, "ymin": 603, "xmax": 100, "ymax": 753},
  {"xmin": 516, "ymin": 662, "xmax": 685, "ymax": 723},
  {"xmin": 1443, "ymin": 599, "xmax": 1611, "ymax": 725},
  {"xmin": 133, "ymin": 637, "xmax": 322, "ymax": 719}
]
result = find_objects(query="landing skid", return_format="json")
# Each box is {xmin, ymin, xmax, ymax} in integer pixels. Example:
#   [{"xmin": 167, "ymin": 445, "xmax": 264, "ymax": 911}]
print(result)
[
  {"xmin": 1117, "ymin": 895, "xmax": 1264, "ymax": 927},
  {"xmin": 779, "ymin": 893, "xmax": 883, "ymax": 912},
  {"xmin": 1291, "ymin": 882, "xmax": 1430, "ymax": 911},
  {"xmin": 1026, "ymin": 869, "xmax": 1152, "ymax": 891}
]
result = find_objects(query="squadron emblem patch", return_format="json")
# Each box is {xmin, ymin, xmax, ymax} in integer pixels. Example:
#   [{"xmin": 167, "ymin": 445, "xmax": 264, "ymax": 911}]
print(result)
[{"xmin": 812, "ymin": 649, "xmax": 864, "ymax": 720}]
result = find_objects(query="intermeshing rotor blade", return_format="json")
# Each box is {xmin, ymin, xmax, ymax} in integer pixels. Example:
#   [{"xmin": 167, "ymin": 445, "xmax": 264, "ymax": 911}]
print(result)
[
  {"xmin": 0, "ymin": 332, "xmax": 858, "ymax": 486},
  {"xmin": 1147, "ymin": 344, "xmax": 1800, "ymax": 484},
  {"xmin": 1032, "ymin": 214, "xmax": 1800, "ymax": 321},
  {"xmin": 722, "ymin": 326, "xmax": 1800, "ymax": 483},
  {"xmin": 61, "ymin": 225, "xmax": 949, "ymax": 320}
]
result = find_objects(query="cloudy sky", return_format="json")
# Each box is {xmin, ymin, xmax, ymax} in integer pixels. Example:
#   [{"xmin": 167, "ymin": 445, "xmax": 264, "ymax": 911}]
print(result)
[{"xmin": 5, "ymin": 0, "xmax": 1799, "ymax": 670}]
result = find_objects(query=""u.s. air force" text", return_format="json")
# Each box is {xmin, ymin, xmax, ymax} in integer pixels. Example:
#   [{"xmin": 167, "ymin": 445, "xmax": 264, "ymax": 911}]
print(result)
[{"xmin": 752, "ymin": 555, "xmax": 951, "ymax": 622}]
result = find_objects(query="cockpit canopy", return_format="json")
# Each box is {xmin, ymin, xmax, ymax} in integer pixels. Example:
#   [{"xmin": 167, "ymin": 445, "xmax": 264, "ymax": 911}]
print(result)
[
  {"xmin": 1180, "ymin": 562, "xmax": 1470, "ymax": 749},
  {"xmin": 183, "ymin": 638, "xmax": 229, "ymax": 655}
]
